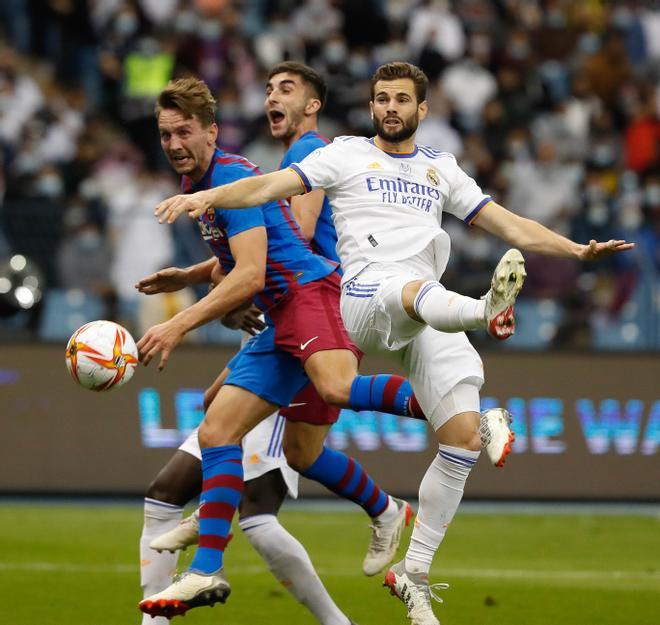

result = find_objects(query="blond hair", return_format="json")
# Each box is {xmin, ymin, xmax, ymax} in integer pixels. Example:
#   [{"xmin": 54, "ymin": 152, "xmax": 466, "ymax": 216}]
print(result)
[{"xmin": 155, "ymin": 77, "xmax": 216, "ymax": 127}]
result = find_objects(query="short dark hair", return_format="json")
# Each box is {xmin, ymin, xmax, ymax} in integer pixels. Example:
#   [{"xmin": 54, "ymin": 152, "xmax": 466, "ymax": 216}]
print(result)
[
  {"xmin": 155, "ymin": 77, "xmax": 216, "ymax": 127},
  {"xmin": 267, "ymin": 61, "xmax": 328, "ymax": 108},
  {"xmin": 370, "ymin": 62, "xmax": 429, "ymax": 103}
]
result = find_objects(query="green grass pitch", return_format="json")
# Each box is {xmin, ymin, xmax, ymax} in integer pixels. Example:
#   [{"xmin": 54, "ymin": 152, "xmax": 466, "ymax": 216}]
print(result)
[{"xmin": 1, "ymin": 503, "xmax": 659, "ymax": 625}]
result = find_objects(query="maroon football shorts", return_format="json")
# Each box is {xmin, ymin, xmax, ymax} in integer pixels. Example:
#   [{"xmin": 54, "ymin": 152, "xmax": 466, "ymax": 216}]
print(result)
[{"xmin": 268, "ymin": 271, "xmax": 362, "ymax": 364}]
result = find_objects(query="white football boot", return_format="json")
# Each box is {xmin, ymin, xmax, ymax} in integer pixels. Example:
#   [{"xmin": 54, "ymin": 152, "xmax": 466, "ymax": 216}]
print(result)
[
  {"xmin": 139, "ymin": 570, "xmax": 230, "ymax": 618},
  {"xmin": 363, "ymin": 498, "xmax": 413, "ymax": 576},
  {"xmin": 383, "ymin": 561, "xmax": 449, "ymax": 625},
  {"xmin": 149, "ymin": 510, "xmax": 199, "ymax": 553},
  {"xmin": 483, "ymin": 248, "xmax": 526, "ymax": 340},
  {"xmin": 479, "ymin": 408, "xmax": 515, "ymax": 467}
]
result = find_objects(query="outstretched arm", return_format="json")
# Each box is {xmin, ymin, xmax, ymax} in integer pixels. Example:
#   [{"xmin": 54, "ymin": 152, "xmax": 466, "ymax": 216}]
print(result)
[
  {"xmin": 137, "ymin": 226, "xmax": 267, "ymax": 370},
  {"xmin": 473, "ymin": 201, "xmax": 635, "ymax": 261},
  {"xmin": 155, "ymin": 168, "xmax": 304, "ymax": 224},
  {"xmin": 135, "ymin": 257, "xmax": 218, "ymax": 294}
]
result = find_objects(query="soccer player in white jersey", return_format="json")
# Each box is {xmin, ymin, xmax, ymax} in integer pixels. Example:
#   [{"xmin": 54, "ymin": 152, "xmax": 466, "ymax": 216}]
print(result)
[{"xmin": 154, "ymin": 62, "xmax": 634, "ymax": 625}]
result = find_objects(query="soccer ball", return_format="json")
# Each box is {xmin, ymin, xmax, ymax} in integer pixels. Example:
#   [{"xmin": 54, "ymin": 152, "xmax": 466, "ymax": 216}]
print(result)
[{"xmin": 65, "ymin": 320, "xmax": 139, "ymax": 391}]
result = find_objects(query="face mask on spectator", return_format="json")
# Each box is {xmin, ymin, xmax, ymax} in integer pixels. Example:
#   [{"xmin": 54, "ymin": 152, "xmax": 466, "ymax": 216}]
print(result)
[
  {"xmin": 591, "ymin": 144, "xmax": 615, "ymax": 168},
  {"xmin": 175, "ymin": 11, "xmax": 198, "ymax": 34},
  {"xmin": 587, "ymin": 203, "xmax": 608, "ymax": 227},
  {"xmin": 77, "ymin": 229, "xmax": 103, "ymax": 252},
  {"xmin": 348, "ymin": 54, "xmax": 370, "ymax": 78},
  {"xmin": 115, "ymin": 13, "xmax": 139, "ymax": 37},
  {"xmin": 619, "ymin": 202, "xmax": 643, "ymax": 230},
  {"xmin": 507, "ymin": 138, "xmax": 529, "ymax": 160},
  {"xmin": 508, "ymin": 39, "xmax": 530, "ymax": 61},
  {"xmin": 35, "ymin": 174, "xmax": 64, "ymax": 198},
  {"xmin": 324, "ymin": 41, "xmax": 348, "ymax": 65},
  {"xmin": 644, "ymin": 184, "xmax": 660, "ymax": 207},
  {"xmin": 199, "ymin": 20, "xmax": 222, "ymax": 41}
]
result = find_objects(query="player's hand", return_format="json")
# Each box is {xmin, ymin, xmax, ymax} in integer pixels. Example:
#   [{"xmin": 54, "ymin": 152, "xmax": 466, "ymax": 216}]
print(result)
[
  {"xmin": 221, "ymin": 303, "xmax": 266, "ymax": 335},
  {"xmin": 155, "ymin": 191, "xmax": 211, "ymax": 224},
  {"xmin": 578, "ymin": 239, "xmax": 635, "ymax": 261},
  {"xmin": 137, "ymin": 320, "xmax": 186, "ymax": 371},
  {"xmin": 135, "ymin": 267, "xmax": 189, "ymax": 294}
]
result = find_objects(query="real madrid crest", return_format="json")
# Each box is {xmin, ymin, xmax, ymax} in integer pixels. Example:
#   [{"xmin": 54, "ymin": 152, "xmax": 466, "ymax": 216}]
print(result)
[{"xmin": 426, "ymin": 167, "xmax": 440, "ymax": 186}]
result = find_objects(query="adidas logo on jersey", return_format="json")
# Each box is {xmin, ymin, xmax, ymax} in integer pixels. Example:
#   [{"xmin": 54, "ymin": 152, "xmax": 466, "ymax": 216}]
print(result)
[{"xmin": 367, "ymin": 161, "xmax": 384, "ymax": 169}]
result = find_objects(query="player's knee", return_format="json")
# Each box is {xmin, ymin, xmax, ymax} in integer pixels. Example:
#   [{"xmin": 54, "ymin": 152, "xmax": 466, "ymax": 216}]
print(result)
[
  {"xmin": 463, "ymin": 430, "xmax": 482, "ymax": 453},
  {"xmin": 198, "ymin": 418, "xmax": 241, "ymax": 447},
  {"xmin": 145, "ymin": 477, "xmax": 180, "ymax": 505},
  {"xmin": 446, "ymin": 428, "xmax": 481, "ymax": 453},
  {"xmin": 282, "ymin": 439, "xmax": 315, "ymax": 473},
  {"xmin": 314, "ymin": 378, "xmax": 351, "ymax": 407}
]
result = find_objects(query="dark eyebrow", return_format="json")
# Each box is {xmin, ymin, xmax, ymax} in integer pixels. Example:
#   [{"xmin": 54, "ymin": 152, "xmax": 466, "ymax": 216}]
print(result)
[
  {"xmin": 277, "ymin": 79, "xmax": 297, "ymax": 89},
  {"xmin": 375, "ymin": 89, "xmax": 412, "ymax": 98}
]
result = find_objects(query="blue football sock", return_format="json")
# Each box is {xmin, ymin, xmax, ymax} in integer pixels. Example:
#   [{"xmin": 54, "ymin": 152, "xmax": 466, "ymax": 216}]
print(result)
[
  {"xmin": 190, "ymin": 445, "xmax": 243, "ymax": 575},
  {"xmin": 302, "ymin": 446, "xmax": 388, "ymax": 517},
  {"xmin": 349, "ymin": 374, "xmax": 424, "ymax": 418}
]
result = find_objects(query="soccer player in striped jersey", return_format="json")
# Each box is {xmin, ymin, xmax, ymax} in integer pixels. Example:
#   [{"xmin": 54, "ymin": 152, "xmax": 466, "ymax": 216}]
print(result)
[
  {"xmin": 137, "ymin": 76, "xmax": 431, "ymax": 620},
  {"xmin": 155, "ymin": 63, "xmax": 634, "ymax": 625},
  {"xmin": 266, "ymin": 62, "xmax": 337, "ymax": 263},
  {"xmin": 138, "ymin": 68, "xmax": 409, "ymax": 625}
]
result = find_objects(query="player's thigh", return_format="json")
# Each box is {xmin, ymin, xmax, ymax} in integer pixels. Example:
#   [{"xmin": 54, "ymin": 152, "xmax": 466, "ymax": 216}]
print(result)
[
  {"xmin": 238, "ymin": 470, "xmax": 289, "ymax": 518},
  {"xmin": 282, "ymin": 420, "xmax": 332, "ymax": 470},
  {"xmin": 204, "ymin": 367, "xmax": 230, "ymax": 411},
  {"xmin": 201, "ymin": 384, "xmax": 278, "ymax": 447},
  {"xmin": 402, "ymin": 326, "xmax": 484, "ymax": 431},
  {"xmin": 224, "ymin": 325, "xmax": 309, "ymax": 411},
  {"xmin": 341, "ymin": 271, "xmax": 425, "ymax": 353},
  {"xmin": 145, "ymin": 449, "xmax": 202, "ymax": 506}
]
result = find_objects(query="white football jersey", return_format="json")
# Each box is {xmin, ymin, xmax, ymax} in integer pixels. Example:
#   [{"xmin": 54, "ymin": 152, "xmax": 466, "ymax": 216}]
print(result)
[{"xmin": 290, "ymin": 136, "xmax": 491, "ymax": 282}]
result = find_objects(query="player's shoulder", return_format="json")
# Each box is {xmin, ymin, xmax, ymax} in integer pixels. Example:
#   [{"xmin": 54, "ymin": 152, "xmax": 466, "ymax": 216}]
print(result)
[
  {"xmin": 299, "ymin": 130, "xmax": 331, "ymax": 148},
  {"xmin": 333, "ymin": 135, "xmax": 370, "ymax": 145},
  {"xmin": 213, "ymin": 151, "xmax": 263, "ymax": 183},
  {"xmin": 286, "ymin": 131, "xmax": 330, "ymax": 161},
  {"xmin": 329, "ymin": 135, "xmax": 372, "ymax": 154},
  {"xmin": 416, "ymin": 143, "xmax": 456, "ymax": 162}
]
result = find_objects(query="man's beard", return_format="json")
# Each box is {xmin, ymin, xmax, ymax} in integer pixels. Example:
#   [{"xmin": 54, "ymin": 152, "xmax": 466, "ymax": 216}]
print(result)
[{"xmin": 373, "ymin": 113, "xmax": 418, "ymax": 143}]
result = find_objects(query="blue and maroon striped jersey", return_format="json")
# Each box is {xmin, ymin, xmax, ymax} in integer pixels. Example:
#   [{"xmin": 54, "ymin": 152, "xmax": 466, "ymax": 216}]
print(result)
[
  {"xmin": 182, "ymin": 147, "xmax": 336, "ymax": 311},
  {"xmin": 279, "ymin": 131, "xmax": 339, "ymax": 264}
]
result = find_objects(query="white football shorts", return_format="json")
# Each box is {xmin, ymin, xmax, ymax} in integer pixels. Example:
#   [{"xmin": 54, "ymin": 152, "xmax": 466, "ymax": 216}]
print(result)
[
  {"xmin": 340, "ymin": 266, "xmax": 484, "ymax": 430},
  {"xmin": 178, "ymin": 412, "xmax": 299, "ymax": 499}
]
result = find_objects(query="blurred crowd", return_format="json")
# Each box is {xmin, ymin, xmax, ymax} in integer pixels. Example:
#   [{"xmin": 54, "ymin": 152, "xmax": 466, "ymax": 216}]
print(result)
[{"xmin": 0, "ymin": 0, "xmax": 658, "ymax": 349}]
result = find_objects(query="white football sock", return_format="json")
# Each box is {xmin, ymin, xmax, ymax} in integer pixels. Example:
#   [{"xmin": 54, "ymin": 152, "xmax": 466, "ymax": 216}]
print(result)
[
  {"xmin": 140, "ymin": 498, "xmax": 183, "ymax": 625},
  {"xmin": 374, "ymin": 495, "xmax": 399, "ymax": 523},
  {"xmin": 405, "ymin": 445, "xmax": 480, "ymax": 575},
  {"xmin": 414, "ymin": 281, "xmax": 486, "ymax": 332},
  {"xmin": 239, "ymin": 514, "xmax": 350, "ymax": 625}
]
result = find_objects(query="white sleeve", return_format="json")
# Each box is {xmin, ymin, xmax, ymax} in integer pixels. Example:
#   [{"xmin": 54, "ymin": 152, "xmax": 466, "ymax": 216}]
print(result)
[
  {"xmin": 441, "ymin": 155, "xmax": 492, "ymax": 224},
  {"xmin": 289, "ymin": 139, "xmax": 346, "ymax": 193}
]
